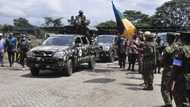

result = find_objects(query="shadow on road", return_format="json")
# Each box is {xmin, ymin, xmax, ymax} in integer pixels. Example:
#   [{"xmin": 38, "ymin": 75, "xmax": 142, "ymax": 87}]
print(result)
[
  {"xmin": 96, "ymin": 60, "xmax": 111, "ymax": 63},
  {"xmin": 152, "ymin": 105, "xmax": 164, "ymax": 107},
  {"xmin": 155, "ymin": 83, "xmax": 161, "ymax": 87},
  {"xmin": 94, "ymin": 68, "xmax": 114, "ymax": 73},
  {"xmin": 120, "ymin": 83, "xmax": 141, "ymax": 87},
  {"xmin": 21, "ymin": 65, "xmax": 91, "ymax": 78},
  {"xmin": 127, "ymin": 76, "xmax": 143, "ymax": 80},
  {"xmin": 127, "ymin": 87, "xmax": 142, "ymax": 91},
  {"xmin": 126, "ymin": 71, "xmax": 140, "ymax": 75},
  {"xmin": 84, "ymin": 78, "xmax": 116, "ymax": 84},
  {"xmin": 21, "ymin": 71, "xmax": 64, "ymax": 78},
  {"xmin": 108, "ymin": 66, "xmax": 120, "ymax": 69},
  {"xmin": 120, "ymin": 83, "xmax": 143, "ymax": 91}
]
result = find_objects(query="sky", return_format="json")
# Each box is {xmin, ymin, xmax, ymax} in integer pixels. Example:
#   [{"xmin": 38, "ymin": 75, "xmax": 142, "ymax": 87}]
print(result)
[{"xmin": 0, "ymin": 0, "xmax": 170, "ymax": 26}]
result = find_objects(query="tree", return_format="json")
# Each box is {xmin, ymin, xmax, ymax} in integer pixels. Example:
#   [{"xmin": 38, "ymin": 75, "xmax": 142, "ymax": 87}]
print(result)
[
  {"xmin": 123, "ymin": 10, "xmax": 152, "ymax": 27},
  {"xmin": 0, "ymin": 24, "xmax": 2, "ymax": 32},
  {"xmin": 152, "ymin": 0, "xmax": 190, "ymax": 27},
  {"xmin": 96, "ymin": 20, "xmax": 117, "ymax": 28},
  {"xmin": 44, "ymin": 17, "xmax": 53, "ymax": 27},
  {"xmin": 53, "ymin": 18, "xmax": 63, "ymax": 27},
  {"xmin": 1, "ymin": 24, "xmax": 14, "ymax": 33},
  {"xmin": 44, "ymin": 17, "xmax": 63, "ymax": 27},
  {"xmin": 13, "ymin": 17, "xmax": 33, "ymax": 28}
]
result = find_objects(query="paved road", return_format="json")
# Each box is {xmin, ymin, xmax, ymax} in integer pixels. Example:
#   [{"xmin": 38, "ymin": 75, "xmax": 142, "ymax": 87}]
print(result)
[{"xmin": 0, "ymin": 62, "xmax": 165, "ymax": 107}]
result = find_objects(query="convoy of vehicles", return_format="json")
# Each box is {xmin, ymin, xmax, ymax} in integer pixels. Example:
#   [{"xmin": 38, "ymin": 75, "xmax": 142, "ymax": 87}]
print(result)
[
  {"xmin": 95, "ymin": 35, "xmax": 118, "ymax": 62},
  {"xmin": 26, "ymin": 34, "xmax": 95, "ymax": 76}
]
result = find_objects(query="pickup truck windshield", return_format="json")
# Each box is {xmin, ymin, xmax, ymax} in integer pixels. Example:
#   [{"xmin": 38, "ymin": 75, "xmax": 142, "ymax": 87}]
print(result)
[
  {"xmin": 43, "ymin": 36, "xmax": 74, "ymax": 46},
  {"xmin": 97, "ymin": 35, "xmax": 114, "ymax": 44}
]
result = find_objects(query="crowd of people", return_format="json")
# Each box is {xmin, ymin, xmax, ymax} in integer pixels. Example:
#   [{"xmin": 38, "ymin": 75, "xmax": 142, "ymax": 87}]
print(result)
[
  {"xmin": 0, "ymin": 33, "xmax": 31, "ymax": 68},
  {"xmin": 116, "ymin": 31, "xmax": 190, "ymax": 107}
]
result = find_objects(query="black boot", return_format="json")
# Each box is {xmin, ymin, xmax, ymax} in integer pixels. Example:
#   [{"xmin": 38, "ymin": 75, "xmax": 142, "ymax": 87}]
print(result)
[
  {"xmin": 127, "ymin": 64, "xmax": 131, "ymax": 70},
  {"xmin": 161, "ymin": 104, "xmax": 173, "ymax": 107},
  {"xmin": 131, "ymin": 64, "xmax": 135, "ymax": 71},
  {"xmin": 143, "ymin": 85, "xmax": 153, "ymax": 90},
  {"xmin": 165, "ymin": 104, "xmax": 173, "ymax": 107}
]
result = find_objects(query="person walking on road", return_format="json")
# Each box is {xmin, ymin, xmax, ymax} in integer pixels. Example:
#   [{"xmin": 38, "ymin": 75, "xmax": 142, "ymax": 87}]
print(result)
[
  {"xmin": 0, "ymin": 33, "xmax": 5, "ymax": 67},
  {"xmin": 17, "ymin": 34, "xmax": 30, "ymax": 68},
  {"xmin": 6, "ymin": 33, "xmax": 17, "ymax": 67}
]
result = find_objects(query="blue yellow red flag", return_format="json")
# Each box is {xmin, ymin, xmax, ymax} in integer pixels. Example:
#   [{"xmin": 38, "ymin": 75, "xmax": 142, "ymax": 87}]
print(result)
[{"xmin": 112, "ymin": 1, "xmax": 136, "ymax": 39}]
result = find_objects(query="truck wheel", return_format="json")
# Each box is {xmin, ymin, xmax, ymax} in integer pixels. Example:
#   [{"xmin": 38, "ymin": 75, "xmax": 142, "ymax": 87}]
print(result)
[
  {"xmin": 31, "ymin": 68, "xmax": 39, "ymax": 76},
  {"xmin": 64, "ymin": 59, "xmax": 73, "ymax": 76},
  {"xmin": 72, "ymin": 57, "xmax": 78, "ymax": 72},
  {"xmin": 88, "ymin": 56, "xmax": 95, "ymax": 71}
]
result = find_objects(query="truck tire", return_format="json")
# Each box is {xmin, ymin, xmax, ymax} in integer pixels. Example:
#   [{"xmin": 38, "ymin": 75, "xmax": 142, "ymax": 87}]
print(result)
[
  {"xmin": 88, "ymin": 56, "xmax": 95, "ymax": 71},
  {"xmin": 31, "ymin": 68, "xmax": 39, "ymax": 76},
  {"xmin": 72, "ymin": 57, "xmax": 78, "ymax": 72},
  {"xmin": 64, "ymin": 59, "xmax": 73, "ymax": 76}
]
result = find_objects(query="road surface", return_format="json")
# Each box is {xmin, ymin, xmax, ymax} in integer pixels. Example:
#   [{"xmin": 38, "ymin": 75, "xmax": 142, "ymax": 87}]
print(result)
[{"xmin": 0, "ymin": 62, "xmax": 167, "ymax": 107}]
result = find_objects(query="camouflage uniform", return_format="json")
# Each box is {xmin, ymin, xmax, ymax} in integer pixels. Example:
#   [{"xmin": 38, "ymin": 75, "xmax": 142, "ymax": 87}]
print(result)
[
  {"xmin": 161, "ymin": 44, "xmax": 176, "ymax": 107},
  {"xmin": 171, "ymin": 32, "xmax": 190, "ymax": 107},
  {"xmin": 75, "ymin": 10, "xmax": 88, "ymax": 35},
  {"xmin": 161, "ymin": 33, "xmax": 177, "ymax": 107},
  {"xmin": 142, "ymin": 31, "xmax": 156, "ymax": 90}
]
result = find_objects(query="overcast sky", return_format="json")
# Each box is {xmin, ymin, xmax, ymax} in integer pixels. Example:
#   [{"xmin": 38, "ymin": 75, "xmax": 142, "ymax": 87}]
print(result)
[{"xmin": 0, "ymin": 0, "xmax": 170, "ymax": 26}]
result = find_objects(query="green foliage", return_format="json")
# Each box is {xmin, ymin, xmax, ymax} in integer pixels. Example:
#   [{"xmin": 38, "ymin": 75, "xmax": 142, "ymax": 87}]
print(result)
[
  {"xmin": 44, "ymin": 17, "xmax": 63, "ymax": 27},
  {"xmin": 1, "ymin": 24, "xmax": 14, "ymax": 33},
  {"xmin": 96, "ymin": 10, "xmax": 152, "ymax": 28},
  {"xmin": 123, "ymin": 10, "xmax": 152, "ymax": 27},
  {"xmin": 13, "ymin": 17, "xmax": 33, "ymax": 28},
  {"xmin": 152, "ymin": 0, "xmax": 190, "ymax": 27},
  {"xmin": 96, "ymin": 20, "xmax": 116, "ymax": 28}
]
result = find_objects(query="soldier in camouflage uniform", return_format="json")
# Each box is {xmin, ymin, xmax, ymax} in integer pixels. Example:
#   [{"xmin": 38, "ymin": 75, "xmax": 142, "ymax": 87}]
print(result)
[
  {"xmin": 142, "ymin": 31, "xmax": 156, "ymax": 90},
  {"xmin": 171, "ymin": 32, "xmax": 190, "ymax": 107},
  {"xmin": 160, "ymin": 33, "xmax": 177, "ymax": 107}
]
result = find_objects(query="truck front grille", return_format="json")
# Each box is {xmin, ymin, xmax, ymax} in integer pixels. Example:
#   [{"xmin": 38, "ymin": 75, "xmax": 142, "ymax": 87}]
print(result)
[{"xmin": 34, "ymin": 51, "xmax": 54, "ymax": 57}]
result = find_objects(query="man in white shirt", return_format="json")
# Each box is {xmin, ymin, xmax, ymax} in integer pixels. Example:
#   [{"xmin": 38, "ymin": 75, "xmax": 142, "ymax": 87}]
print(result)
[{"xmin": 0, "ymin": 33, "xmax": 5, "ymax": 67}]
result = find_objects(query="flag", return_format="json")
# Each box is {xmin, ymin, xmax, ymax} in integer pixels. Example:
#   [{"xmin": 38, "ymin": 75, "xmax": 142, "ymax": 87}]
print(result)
[{"xmin": 112, "ymin": 1, "xmax": 136, "ymax": 39}]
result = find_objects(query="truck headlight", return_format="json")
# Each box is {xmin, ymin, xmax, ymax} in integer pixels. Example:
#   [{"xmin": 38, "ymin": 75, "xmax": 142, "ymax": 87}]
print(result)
[
  {"xmin": 27, "ymin": 51, "xmax": 34, "ymax": 58},
  {"xmin": 54, "ymin": 52, "xmax": 66, "ymax": 59},
  {"xmin": 103, "ymin": 46, "xmax": 110, "ymax": 51}
]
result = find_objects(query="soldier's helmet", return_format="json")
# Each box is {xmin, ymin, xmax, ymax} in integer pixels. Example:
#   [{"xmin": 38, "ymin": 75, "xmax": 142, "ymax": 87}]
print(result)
[
  {"xmin": 79, "ymin": 10, "xmax": 83, "ymax": 15},
  {"xmin": 144, "ymin": 31, "xmax": 154, "ymax": 40}
]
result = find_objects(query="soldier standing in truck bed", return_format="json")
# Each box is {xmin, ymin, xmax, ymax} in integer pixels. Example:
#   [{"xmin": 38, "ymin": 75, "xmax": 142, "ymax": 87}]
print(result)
[{"xmin": 75, "ymin": 10, "xmax": 90, "ymax": 35}]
